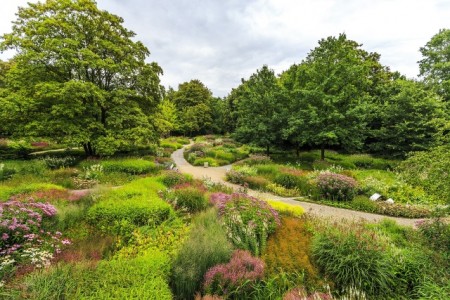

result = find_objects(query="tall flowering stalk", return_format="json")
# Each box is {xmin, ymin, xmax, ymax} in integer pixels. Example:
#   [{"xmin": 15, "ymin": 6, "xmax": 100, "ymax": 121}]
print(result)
[{"xmin": 209, "ymin": 193, "xmax": 280, "ymax": 256}]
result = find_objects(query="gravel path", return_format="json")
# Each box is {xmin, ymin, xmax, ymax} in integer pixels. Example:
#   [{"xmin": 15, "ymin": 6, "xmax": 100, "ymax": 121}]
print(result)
[{"xmin": 171, "ymin": 145, "xmax": 424, "ymax": 227}]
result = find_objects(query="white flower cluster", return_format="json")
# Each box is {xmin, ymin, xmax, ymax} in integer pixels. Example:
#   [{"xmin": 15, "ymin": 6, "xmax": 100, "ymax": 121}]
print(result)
[{"xmin": 21, "ymin": 247, "xmax": 53, "ymax": 268}]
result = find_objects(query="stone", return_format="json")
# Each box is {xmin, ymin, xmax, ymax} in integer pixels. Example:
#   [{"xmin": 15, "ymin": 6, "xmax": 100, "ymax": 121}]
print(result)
[
  {"xmin": 385, "ymin": 198, "xmax": 394, "ymax": 204},
  {"xmin": 204, "ymin": 162, "xmax": 209, "ymax": 168},
  {"xmin": 369, "ymin": 193, "xmax": 382, "ymax": 201}
]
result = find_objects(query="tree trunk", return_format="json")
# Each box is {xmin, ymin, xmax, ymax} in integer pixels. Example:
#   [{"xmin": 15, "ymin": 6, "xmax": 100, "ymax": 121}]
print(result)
[
  {"xmin": 82, "ymin": 142, "xmax": 96, "ymax": 156},
  {"xmin": 320, "ymin": 144, "xmax": 325, "ymax": 161},
  {"xmin": 266, "ymin": 145, "xmax": 270, "ymax": 156},
  {"xmin": 296, "ymin": 144, "xmax": 300, "ymax": 157}
]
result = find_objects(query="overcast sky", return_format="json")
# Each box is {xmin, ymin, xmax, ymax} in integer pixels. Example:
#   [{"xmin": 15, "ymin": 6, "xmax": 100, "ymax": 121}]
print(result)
[{"xmin": 1, "ymin": 0, "xmax": 449, "ymax": 97}]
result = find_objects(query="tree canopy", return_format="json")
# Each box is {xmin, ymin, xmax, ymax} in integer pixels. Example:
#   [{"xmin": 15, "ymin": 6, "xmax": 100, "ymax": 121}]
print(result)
[
  {"xmin": 282, "ymin": 34, "xmax": 374, "ymax": 160},
  {"xmin": 234, "ymin": 65, "xmax": 287, "ymax": 155},
  {"xmin": 0, "ymin": 0, "xmax": 163, "ymax": 155},
  {"xmin": 419, "ymin": 28, "xmax": 450, "ymax": 103}
]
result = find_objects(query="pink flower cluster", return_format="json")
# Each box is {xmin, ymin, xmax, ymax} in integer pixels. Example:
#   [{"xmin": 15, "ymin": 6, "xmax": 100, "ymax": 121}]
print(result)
[
  {"xmin": 0, "ymin": 200, "xmax": 67, "ymax": 257},
  {"xmin": 204, "ymin": 250, "xmax": 265, "ymax": 295}
]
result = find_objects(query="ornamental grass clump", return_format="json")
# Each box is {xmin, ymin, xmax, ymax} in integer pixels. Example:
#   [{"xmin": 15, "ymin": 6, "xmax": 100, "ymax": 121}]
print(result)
[
  {"xmin": 210, "ymin": 193, "xmax": 280, "ymax": 256},
  {"xmin": 203, "ymin": 250, "xmax": 265, "ymax": 297},
  {"xmin": 311, "ymin": 221, "xmax": 395, "ymax": 297},
  {"xmin": 316, "ymin": 172, "xmax": 357, "ymax": 201}
]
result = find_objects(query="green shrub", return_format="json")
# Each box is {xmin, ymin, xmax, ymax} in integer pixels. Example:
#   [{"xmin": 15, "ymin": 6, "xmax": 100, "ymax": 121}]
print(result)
[
  {"xmin": 397, "ymin": 145, "xmax": 450, "ymax": 204},
  {"xmin": 84, "ymin": 251, "xmax": 172, "ymax": 299},
  {"xmin": 225, "ymin": 170, "xmax": 245, "ymax": 185},
  {"xmin": 166, "ymin": 186, "xmax": 208, "ymax": 213},
  {"xmin": 311, "ymin": 222, "xmax": 395, "ymax": 297},
  {"xmin": 101, "ymin": 158, "xmax": 158, "ymax": 174},
  {"xmin": 214, "ymin": 150, "xmax": 235, "ymax": 162},
  {"xmin": 87, "ymin": 178, "xmax": 172, "ymax": 236},
  {"xmin": 160, "ymin": 171, "xmax": 192, "ymax": 187},
  {"xmin": 171, "ymin": 208, "xmax": 233, "ymax": 300},
  {"xmin": 243, "ymin": 175, "xmax": 270, "ymax": 190},
  {"xmin": 316, "ymin": 172, "xmax": 357, "ymax": 201},
  {"xmin": 160, "ymin": 141, "xmax": 182, "ymax": 150},
  {"xmin": 416, "ymin": 217, "xmax": 450, "ymax": 254},
  {"xmin": 274, "ymin": 173, "xmax": 300, "ymax": 189}
]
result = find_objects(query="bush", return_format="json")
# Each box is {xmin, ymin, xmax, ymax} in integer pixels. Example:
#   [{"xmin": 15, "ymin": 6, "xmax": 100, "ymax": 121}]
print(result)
[
  {"xmin": 316, "ymin": 172, "xmax": 357, "ymax": 201},
  {"xmin": 166, "ymin": 186, "xmax": 208, "ymax": 213},
  {"xmin": 211, "ymin": 193, "xmax": 280, "ymax": 256},
  {"xmin": 274, "ymin": 173, "xmax": 300, "ymax": 189},
  {"xmin": 160, "ymin": 171, "xmax": 192, "ymax": 187},
  {"xmin": 101, "ymin": 159, "xmax": 158, "ymax": 174},
  {"xmin": 204, "ymin": 250, "xmax": 265, "ymax": 297},
  {"xmin": 266, "ymin": 201, "xmax": 305, "ymax": 217},
  {"xmin": 416, "ymin": 218, "xmax": 450, "ymax": 254},
  {"xmin": 225, "ymin": 170, "xmax": 245, "ymax": 185},
  {"xmin": 311, "ymin": 221, "xmax": 395, "ymax": 297},
  {"xmin": 397, "ymin": 145, "xmax": 450, "ymax": 204},
  {"xmin": 87, "ymin": 178, "xmax": 172, "ymax": 237},
  {"xmin": 243, "ymin": 175, "xmax": 270, "ymax": 190},
  {"xmin": 171, "ymin": 209, "xmax": 233, "ymax": 300}
]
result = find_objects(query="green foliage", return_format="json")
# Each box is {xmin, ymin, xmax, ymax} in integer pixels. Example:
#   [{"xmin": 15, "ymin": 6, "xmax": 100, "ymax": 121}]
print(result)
[
  {"xmin": 101, "ymin": 158, "xmax": 158, "ymax": 175},
  {"xmin": 171, "ymin": 80, "xmax": 215, "ymax": 136},
  {"xmin": 159, "ymin": 171, "xmax": 192, "ymax": 187},
  {"xmin": 41, "ymin": 156, "xmax": 77, "ymax": 170},
  {"xmin": 0, "ymin": 0, "xmax": 163, "ymax": 156},
  {"xmin": 171, "ymin": 208, "xmax": 233, "ymax": 300},
  {"xmin": 233, "ymin": 65, "xmax": 287, "ymax": 154},
  {"xmin": 0, "ymin": 163, "xmax": 16, "ymax": 181},
  {"xmin": 311, "ymin": 221, "xmax": 395, "ymax": 297},
  {"xmin": 419, "ymin": 28, "xmax": 450, "ymax": 102},
  {"xmin": 367, "ymin": 79, "xmax": 447, "ymax": 157},
  {"xmin": 282, "ymin": 33, "xmax": 375, "ymax": 160},
  {"xmin": 165, "ymin": 185, "xmax": 208, "ymax": 213},
  {"xmin": 274, "ymin": 173, "xmax": 300, "ymax": 189},
  {"xmin": 266, "ymin": 200, "xmax": 305, "ymax": 217},
  {"xmin": 0, "ymin": 183, "xmax": 64, "ymax": 202},
  {"xmin": 417, "ymin": 217, "xmax": 450, "ymax": 255},
  {"xmin": 22, "ymin": 251, "xmax": 173, "ymax": 300},
  {"xmin": 397, "ymin": 145, "xmax": 450, "ymax": 204},
  {"xmin": 87, "ymin": 178, "xmax": 172, "ymax": 237}
]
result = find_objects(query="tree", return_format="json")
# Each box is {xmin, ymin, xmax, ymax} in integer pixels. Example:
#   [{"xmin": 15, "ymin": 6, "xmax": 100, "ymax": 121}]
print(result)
[
  {"xmin": 172, "ymin": 79, "xmax": 213, "ymax": 136},
  {"xmin": 0, "ymin": 0, "xmax": 163, "ymax": 155},
  {"xmin": 234, "ymin": 65, "xmax": 287, "ymax": 155},
  {"xmin": 419, "ymin": 28, "xmax": 450, "ymax": 103},
  {"xmin": 367, "ymin": 79, "xmax": 447, "ymax": 157},
  {"xmin": 154, "ymin": 99, "xmax": 178, "ymax": 138},
  {"xmin": 283, "ymin": 34, "xmax": 374, "ymax": 160}
]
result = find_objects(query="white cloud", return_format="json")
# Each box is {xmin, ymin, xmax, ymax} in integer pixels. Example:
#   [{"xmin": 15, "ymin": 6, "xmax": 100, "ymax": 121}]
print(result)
[{"xmin": 1, "ymin": 0, "xmax": 449, "ymax": 96}]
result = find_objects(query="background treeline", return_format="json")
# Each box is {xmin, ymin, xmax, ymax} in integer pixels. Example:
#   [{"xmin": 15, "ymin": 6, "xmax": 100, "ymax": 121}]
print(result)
[
  {"xmin": 0, "ymin": 0, "xmax": 448, "ymax": 160},
  {"xmin": 161, "ymin": 31, "xmax": 449, "ymax": 159}
]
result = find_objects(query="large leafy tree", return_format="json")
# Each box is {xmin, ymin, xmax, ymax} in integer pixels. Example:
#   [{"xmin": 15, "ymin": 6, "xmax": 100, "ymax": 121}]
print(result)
[
  {"xmin": 282, "ymin": 34, "xmax": 374, "ymax": 160},
  {"xmin": 0, "ymin": 0, "xmax": 163, "ymax": 155},
  {"xmin": 367, "ymin": 79, "xmax": 447, "ymax": 157},
  {"xmin": 419, "ymin": 28, "xmax": 450, "ymax": 103},
  {"xmin": 234, "ymin": 65, "xmax": 287, "ymax": 155},
  {"xmin": 171, "ymin": 79, "xmax": 214, "ymax": 136}
]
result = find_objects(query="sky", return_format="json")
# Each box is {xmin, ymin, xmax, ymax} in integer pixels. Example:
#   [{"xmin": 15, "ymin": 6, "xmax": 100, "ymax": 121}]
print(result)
[{"xmin": 1, "ymin": 0, "xmax": 449, "ymax": 97}]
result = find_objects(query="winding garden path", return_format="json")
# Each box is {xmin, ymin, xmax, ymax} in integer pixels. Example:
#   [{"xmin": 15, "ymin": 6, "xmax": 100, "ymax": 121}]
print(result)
[{"xmin": 171, "ymin": 145, "xmax": 423, "ymax": 227}]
